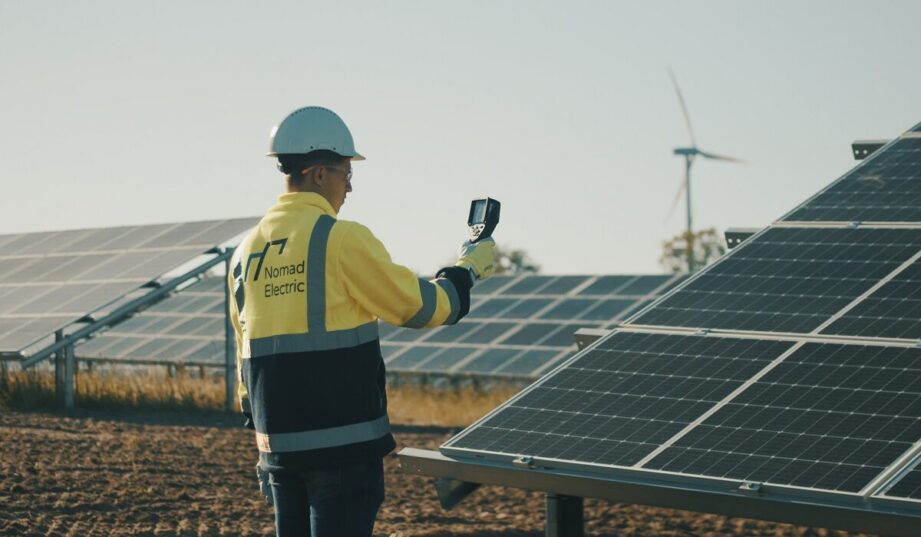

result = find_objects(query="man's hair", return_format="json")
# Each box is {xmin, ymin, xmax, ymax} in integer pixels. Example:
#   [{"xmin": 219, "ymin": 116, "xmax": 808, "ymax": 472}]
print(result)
[{"xmin": 277, "ymin": 150, "xmax": 346, "ymax": 176}]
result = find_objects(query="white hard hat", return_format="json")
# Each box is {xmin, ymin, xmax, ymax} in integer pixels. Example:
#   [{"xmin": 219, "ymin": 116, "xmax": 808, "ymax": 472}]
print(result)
[{"xmin": 267, "ymin": 106, "xmax": 364, "ymax": 160}]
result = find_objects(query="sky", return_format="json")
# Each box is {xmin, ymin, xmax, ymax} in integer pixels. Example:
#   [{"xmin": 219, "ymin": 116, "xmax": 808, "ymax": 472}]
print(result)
[{"xmin": 2, "ymin": 1, "xmax": 920, "ymax": 275}]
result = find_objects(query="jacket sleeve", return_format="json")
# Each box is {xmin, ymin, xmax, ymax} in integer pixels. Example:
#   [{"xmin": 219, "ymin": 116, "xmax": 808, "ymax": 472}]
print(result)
[
  {"xmin": 337, "ymin": 222, "xmax": 471, "ymax": 328},
  {"xmin": 227, "ymin": 252, "xmax": 254, "ymax": 429}
]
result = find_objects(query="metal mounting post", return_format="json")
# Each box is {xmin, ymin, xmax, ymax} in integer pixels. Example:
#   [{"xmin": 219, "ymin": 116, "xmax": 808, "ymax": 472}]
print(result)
[
  {"xmin": 54, "ymin": 331, "xmax": 75, "ymax": 411},
  {"xmin": 545, "ymin": 493, "xmax": 584, "ymax": 537}
]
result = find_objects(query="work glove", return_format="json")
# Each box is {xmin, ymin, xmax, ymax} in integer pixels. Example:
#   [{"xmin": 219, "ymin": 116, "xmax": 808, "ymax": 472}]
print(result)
[
  {"xmin": 455, "ymin": 237, "xmax": 497, "ymax": 284},
  {"xmin": 256, "ymin": 463, "xmax": 273, "ymax": 505}
]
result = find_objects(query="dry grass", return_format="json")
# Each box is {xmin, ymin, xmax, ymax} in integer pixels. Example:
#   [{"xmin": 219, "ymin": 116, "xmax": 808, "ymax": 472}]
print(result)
[
  {"xmin": 0, "ymin": 369, "xmax": 224, "ymax": 412},
  {"xmin": 388, "ymin": 384, "xmax": 520, "ymax": 427},
  {"xmin": 0, "ymin": 368, "xmax": 518, "ymax": 427}
]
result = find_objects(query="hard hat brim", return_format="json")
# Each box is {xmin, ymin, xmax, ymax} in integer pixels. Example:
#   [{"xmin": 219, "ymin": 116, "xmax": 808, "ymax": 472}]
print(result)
[{"xmin": 267, "ymin": 150, "xmax": 365, "ymax": 161}]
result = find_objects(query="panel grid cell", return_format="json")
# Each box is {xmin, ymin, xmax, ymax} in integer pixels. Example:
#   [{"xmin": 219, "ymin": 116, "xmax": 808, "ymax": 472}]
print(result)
[
  {"xmin": 646, "ymin": 342, "xmax": 921, "ymax": 493},
  {"xmin": 821, "ymin": 259, "xmax": 921, "ymax": 340},
  {"xmin": 631, "ymin": 228, "xmax": 921, "ymax": 334},
  {"xmin": 784, "ymin": 137, "xmax": 921, "ymax": 223},
  {"xmin": 445, "ymin": 332, "xmax": 791, "ymax": 467}
]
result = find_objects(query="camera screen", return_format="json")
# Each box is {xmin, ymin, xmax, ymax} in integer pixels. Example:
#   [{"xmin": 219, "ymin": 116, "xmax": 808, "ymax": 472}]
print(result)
[{"xmin": 472, "ymin": 201, "xmax": 487, "ymax": 224}]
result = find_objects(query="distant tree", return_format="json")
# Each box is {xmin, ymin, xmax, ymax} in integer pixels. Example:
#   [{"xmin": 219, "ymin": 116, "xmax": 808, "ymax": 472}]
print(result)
[
  {"xmin": 659, "ymin": 227, "xmax": 726, "ymax": 274},
  {"xmin": 494, "ymin": 244, "xmax": 540, "ymax": 275}
]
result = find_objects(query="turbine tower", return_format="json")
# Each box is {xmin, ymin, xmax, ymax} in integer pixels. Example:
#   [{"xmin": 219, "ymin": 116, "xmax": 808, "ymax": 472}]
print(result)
[{"xmin": 667, "ymin": 69, "xmax": 743, "ymax": 273}]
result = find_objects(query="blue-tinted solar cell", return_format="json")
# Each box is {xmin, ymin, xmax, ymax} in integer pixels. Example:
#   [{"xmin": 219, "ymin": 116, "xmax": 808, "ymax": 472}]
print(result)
[
  {"xmin": 143, "ymin": 222, "xmax": 220, "ymax": 249},
  {"xmin": 538, "ymin": 276, "xmax": 590, "ymax": 295},
  {"xmin": 185, "ymin": 341, "xmax": 223, "ymax": 364},
  {"xmin": 458, "ymin": 348, "xmax": 521, "ymax": 374},
  {"xmin": 425, "ymin": 322, "xmax": 483, "ymax": 343},
  {"xmin": 502, "ymin": 276, "xmax": 556, "ymax": 295},
  {"xmin": 501, "ymin": 323, "xmax": 563, "ymax": 346},
  {"xmin": 577, "ymin": 276, "xmax": 634, "ymax": 296},
  {"xmin": 581, "ymin": 299, "xmax": 636, "ymax": 321},
  {"xmin": 94, "ymin": 336, "xmax": 148, "ymax": 357},
  {"xmin": 109, "ymin": 315, "xmax": 162, "ymax": 334},
  {"xmin": 385, "ymin": 327, "xmax": 432, "ymax": 342},
  {"xmin": 467, "ymin": 298, "xmax": 517, "ymax": 319},
  {"xmin": 617, "ymin": 275, "xmax": 672, "ymax": 295},
  {"xmin": 387, "ymin": 346, "xmax": 439, "ymax": 369},
  {"xmin": 138, "ymin": 316, "xmax": 184, "ymax": 333},
  {"xmin": 188, "ymin": 318, "xmax": 223, "ymax": 336},
  {"xmin": 461, "ymin": 321, "xmax": 517, "ymax": 344},
  {"xmin": 540, "ymin": 299, "xmax": 599, "ymax": 320},
  {"xmin": 169, "ymin": 318, "xmax": 213, "ymax": 335},
  {"xmin": 471, "ymin": 275, "xmax": 515, "ymax": 295},
  {"xmin": 497, "ymin": 349, "xmax": 561, "ymax": 375},
  {"xmin": 503, "ymin": 299, "xmax": 553, "ymax": 318},
  {"xmin": 420, "ymin": 347, "xmax": 477, "ymax": 371}
]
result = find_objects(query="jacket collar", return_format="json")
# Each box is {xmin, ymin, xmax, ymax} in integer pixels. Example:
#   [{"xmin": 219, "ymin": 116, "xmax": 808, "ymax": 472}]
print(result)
[{"xmin": 276, "ymin": 192, "xmax": 337, "ymax": 217}]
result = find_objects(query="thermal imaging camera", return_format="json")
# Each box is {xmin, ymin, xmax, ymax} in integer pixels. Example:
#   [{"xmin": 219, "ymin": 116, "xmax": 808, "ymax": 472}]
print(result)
[{"xmin": 468, "ymin": 198, "xmax": 501, "ymax": 243}]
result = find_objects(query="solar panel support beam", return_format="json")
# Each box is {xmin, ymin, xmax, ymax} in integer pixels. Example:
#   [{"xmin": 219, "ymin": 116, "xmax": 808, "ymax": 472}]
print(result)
[
  {"xmin": 398, "ymin": 447, "xmax": 921, "ymax": 537},
  {"xmin": 545, "ymin": 493, "xmax": 583, "ymax": 537}
]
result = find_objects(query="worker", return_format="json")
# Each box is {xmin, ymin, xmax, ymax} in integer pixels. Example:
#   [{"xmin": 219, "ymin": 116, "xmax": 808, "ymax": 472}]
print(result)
[{"xmin": 227, "ymin": 106, "xmax": 496, "ymax": 537}]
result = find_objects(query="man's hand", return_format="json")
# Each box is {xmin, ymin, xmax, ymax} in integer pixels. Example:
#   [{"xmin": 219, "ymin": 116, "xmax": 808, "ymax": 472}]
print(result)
[{"xmin": 455, "ymin": 237, "xmax": 497, "ymax": 283}]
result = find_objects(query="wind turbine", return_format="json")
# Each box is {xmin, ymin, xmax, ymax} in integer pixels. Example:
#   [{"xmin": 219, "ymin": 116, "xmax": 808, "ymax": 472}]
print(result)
[{"xmin": 667, "ymin": 69, "xmax": 744, "ymax": 273}]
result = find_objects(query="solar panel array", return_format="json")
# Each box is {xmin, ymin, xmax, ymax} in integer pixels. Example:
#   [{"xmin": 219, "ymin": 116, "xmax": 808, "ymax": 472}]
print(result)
[
  {"xmin": 443, "ymin": 121, "xmax": 921, "ymax": 515},
  {"xmin": 0, "ymin": 219, "xmax": 256, "ymax": 353},
  {"xmin": 381, "ymin": 274, "xmax": 683, "ymax": 378},
  {"xmin": 76, "ymin": 276, "xmax": 228, "ymax": 365},
  {"xmin": 77, "ymin": 272, "xmax": 681, "ymax": 374}
]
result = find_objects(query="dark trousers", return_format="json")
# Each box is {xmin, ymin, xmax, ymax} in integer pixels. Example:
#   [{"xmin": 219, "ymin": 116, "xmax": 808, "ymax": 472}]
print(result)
[{"xmin": 268, "ymin": 459, "xmax": 385, "ymax": 537}]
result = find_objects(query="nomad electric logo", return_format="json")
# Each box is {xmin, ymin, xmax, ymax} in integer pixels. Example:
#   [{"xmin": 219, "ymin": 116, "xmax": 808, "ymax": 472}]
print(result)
[{"xmin": 243, "ymin": 238, "xmax": 306, "ymax": 298}]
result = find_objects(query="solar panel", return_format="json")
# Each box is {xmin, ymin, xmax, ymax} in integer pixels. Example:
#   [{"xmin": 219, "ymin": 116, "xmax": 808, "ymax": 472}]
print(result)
[
  {"xmin": 631, "ymin": 227, "xmax": 921, "ymax": 334},
  {"xmin": 784, "ymin": 137, "xmax": 921, "ymax": 223},
  {"xmin": 383, "ymin": 273, "xmax": 682, "ymax": 378},
  {"xmin": 0, "ymin": 217, "xmax": 256, "ymax": 353},
  {"xmin": 429, "ymin": 123, "xmax": 921, "ymax": 533},
  {"xmin": 76, "ymin": 274, "xmax": 231, "ymax": 366},
  {"xmin": 445, "ymin": 332, "xmax": 792, "ymax": 466}
]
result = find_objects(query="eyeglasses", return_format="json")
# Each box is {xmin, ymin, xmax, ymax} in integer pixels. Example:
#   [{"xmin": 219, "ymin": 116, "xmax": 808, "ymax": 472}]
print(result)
[{"xmin": 323, "ymin": 165, "xmax": 352, "ymax": 182}]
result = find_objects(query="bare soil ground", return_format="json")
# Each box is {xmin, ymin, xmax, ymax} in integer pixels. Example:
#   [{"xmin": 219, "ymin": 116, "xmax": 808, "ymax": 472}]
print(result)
[{"xmin": 0, "ymin": 410, "xmax": 870, "ymax": 537}]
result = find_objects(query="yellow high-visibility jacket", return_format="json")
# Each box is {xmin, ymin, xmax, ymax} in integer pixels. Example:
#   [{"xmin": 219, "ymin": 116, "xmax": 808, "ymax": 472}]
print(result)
[{"xmin": 228, "ymin": 192, "xmax": 471, "ymax": 469}]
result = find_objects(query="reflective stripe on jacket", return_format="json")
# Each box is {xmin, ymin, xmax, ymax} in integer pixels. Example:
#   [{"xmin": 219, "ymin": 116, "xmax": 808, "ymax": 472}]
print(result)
[{"xmin": 227, "ymin": 192, "xmax": 471, "ymax": 468}]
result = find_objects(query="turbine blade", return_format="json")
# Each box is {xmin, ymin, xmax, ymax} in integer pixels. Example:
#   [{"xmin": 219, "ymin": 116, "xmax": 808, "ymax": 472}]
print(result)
[
  {"xmin": 668, "ymin": 68, "xmax": 697, "ymax": 147},
  {"xmin": 665, "ymin": 177, "xmax": 687, "ymax": 222},
  {"xmin": 697, "ymin": 149, "xmax": 746, "ymax": 164}
]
